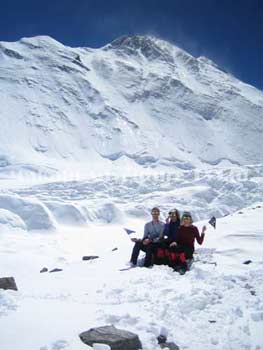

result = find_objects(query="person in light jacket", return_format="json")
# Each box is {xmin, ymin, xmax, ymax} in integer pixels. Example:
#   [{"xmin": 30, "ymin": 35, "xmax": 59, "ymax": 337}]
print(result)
[{"xmin": 130, "ymin": 207, "xmax": 164, "ymax": 267}]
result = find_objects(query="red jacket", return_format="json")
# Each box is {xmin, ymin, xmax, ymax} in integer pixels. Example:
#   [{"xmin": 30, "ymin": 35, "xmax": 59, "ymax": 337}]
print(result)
[{"xmin": 175, "ymin": 225, "xmax": 204, "ymax": 248}]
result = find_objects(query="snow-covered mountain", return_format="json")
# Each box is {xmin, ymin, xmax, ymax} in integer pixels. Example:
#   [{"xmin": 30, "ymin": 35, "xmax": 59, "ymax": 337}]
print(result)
[
  {"xmin": 1, "ymin": 34, "xmax": 263, "ymax": 350},
  {"xmin": 0, "ymin": 35, "xmax": 263, "ymax": 174}
]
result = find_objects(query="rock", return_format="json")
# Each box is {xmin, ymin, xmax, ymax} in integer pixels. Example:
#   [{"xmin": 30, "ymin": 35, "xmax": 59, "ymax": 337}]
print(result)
[
  {"xmin": 82, "ymin": 256, "xmax": 99, "ymax": 261},
  {"xmin": 157, "ymin": 335, "xmax": 167, "ymax": 344},
  {"xmin": 160, "ymin": 342, "xmax": 180, "ymax": 350},
  {"xmin": 112, "ymin": 248, "xmax": 118, "ymax": 252},
  {"xmin": 0, "ymin": 277, "xmax": 18, "ymax": 291},
  {"xmin": 49, "ymin": 268, "xmax": 63, "ymax": 273},
  {"xmin": 243, "ymin": 260, "xmax": 252, "ymax": 265},
  {"xmin": 40, "ymin": 267, "xmax": 48, "ymax": 273},
  {"xmin": 79, "ymin": 325, "xmax": 142, "ymax": 350}
]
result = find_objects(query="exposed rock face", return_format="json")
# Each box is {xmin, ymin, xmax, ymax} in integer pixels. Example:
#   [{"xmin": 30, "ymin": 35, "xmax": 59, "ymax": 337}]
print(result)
[{"xmin": 79, "ymin": 325, "xmax": 142, "ymax": 350}]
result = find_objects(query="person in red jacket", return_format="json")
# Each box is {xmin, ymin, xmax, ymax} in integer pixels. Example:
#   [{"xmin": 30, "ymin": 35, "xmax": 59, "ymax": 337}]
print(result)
[{"xmin": 169, "ymin": 211, "xmax": 206, "ymax": 271}]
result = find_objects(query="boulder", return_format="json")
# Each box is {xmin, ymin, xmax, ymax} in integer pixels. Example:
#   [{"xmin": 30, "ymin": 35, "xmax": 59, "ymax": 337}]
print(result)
[
  {"xmin": 79, "ymin": 325, "xmax": 142, "ymax": 350},
  {"xmin": 0, "ymin": 277, "xmax": 18, "ymax": 291}
]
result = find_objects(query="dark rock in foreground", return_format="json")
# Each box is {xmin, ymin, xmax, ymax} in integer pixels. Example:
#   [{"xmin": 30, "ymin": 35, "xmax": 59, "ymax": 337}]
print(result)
[
  {"xmin": 82, "ymin": 256, "xmax": 99, "ymax": 261},
  {"xmin": 243, "ymin": 260, "xmax": 252, "ymax": 265},
  {"xmin": 79, "ymin": 325, "xmax": 142, "ymax": 350},
  {"xmin": 49, "ymin": 268, "xmax": 63, "ymax": 273},
  {"xmin": 0, "ymin": 277, "xmax": 18, "ymax": 291},
  {"xmin": 40, "ymin": 267, "xmax": 48, "ymax": 273}
]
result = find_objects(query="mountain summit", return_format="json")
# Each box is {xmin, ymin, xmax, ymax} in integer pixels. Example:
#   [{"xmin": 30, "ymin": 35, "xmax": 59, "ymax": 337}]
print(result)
[
  {"xmin": 0, "ymin": 35, "xmax": 262, "ymax": 174},
  {"xmin": 104, "ymin": 35, "xmax": 179, "ymax": 63}
]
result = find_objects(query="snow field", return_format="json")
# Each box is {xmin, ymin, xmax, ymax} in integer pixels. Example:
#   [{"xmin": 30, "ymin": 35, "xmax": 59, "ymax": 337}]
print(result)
[{"xmin": 0, "ymin": 202, "xmax": 262, "ymax": 350}]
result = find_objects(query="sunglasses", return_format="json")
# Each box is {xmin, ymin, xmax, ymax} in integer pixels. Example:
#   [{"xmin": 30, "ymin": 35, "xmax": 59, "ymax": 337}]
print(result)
[
  {"xmin": 183, "ymin": 216, "xmax": 191, "ymax": 219},
  {"xmin": 151, "ymin": 211, "xmax": 160, "ymax": 214}
]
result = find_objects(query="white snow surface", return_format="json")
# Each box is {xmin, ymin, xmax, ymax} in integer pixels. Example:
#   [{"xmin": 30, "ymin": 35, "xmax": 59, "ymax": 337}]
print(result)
[
  {"xmin": 0, "ymin": 167, "xmax": 263, "ymax": 350},
  {"xmin": 0, "ymin": 34, "xmax": 263, "ymax": 350}
]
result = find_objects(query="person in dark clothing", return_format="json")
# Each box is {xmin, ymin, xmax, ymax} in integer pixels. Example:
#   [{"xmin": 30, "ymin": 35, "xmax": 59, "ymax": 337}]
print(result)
[
  {"xmin": 153, "ymin": 209, "xmax": 180, "ymax": 265},
  {"xmin": 130, "ymin": 207, "xmax": 164, "ymax": 267},
  {"xmin": 163, "ymin": 208, "xmax": 181, "ymax": 244},
  {"xmin": 169, "ymin": 211, "xmax": 206, "ymax": 271}
]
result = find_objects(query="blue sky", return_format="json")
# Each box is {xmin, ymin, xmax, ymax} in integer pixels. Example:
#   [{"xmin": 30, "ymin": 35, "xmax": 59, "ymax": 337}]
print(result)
[{"xmin": 1, "ymin": 0, "xmax": 262, "ymax": 89}]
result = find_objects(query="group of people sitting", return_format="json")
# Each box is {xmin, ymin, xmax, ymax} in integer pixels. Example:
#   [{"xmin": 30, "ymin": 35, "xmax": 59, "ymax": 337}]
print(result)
[{"xmin": 130, "ymin": 207, "xmax": 206, "ymax": 273}]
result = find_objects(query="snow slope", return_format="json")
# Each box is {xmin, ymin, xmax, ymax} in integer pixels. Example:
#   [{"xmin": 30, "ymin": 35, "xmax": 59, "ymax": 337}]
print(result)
[
  {"xmin": 0, "ymin": 35, "xmax": 263, "ymax": 175},
  {"xmin": 0, "ymin": 165, "xmax": 263, "ymax": 349},
  {"xmin": 0, "ymin": 201, "xmax": 262, "ymax": 350}
]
